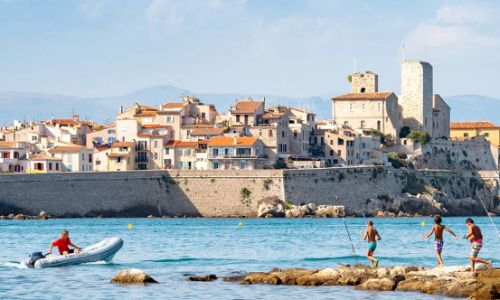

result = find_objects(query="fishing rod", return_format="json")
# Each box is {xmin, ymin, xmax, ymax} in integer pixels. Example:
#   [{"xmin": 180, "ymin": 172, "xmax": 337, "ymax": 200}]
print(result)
[
  {"xmin": 342, "ymin": 218, "xmax": 359, "ymax": 265},
  {"xmin": 476, "ymin": 192, "xmax": 500, "ymax": 239}
]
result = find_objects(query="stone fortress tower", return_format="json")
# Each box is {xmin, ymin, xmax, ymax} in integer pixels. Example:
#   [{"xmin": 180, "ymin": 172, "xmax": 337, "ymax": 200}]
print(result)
[
  {"xmin": 350, "ymin": 71, "xmax": 378, "ymax": 93},
  {"xmin": 400, "ymin": 61, "xmax": 434, "ymax": 133}
]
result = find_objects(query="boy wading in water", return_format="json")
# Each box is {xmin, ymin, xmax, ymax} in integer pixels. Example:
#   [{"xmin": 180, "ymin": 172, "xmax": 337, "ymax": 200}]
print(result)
[
  {"xmin": 425, "ymin": 215, "xmax": 459, "ymax": 267},
  {"xmin": 465, "ymin": 218, "xmax": 492, "ymax": 272},
  {"xmin": 361, "ymin": 220, "xmax": 382, "ymax": 269}
]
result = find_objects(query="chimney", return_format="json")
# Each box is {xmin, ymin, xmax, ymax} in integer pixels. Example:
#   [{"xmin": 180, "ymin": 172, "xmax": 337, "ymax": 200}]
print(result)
[{"xmin": 119, "ymin": 105, "xmax": 124, "ymax": 114}]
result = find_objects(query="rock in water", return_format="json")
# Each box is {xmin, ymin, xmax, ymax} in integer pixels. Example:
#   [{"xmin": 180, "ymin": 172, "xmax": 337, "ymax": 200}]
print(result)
[
  {"xmin": 189, "ymin": 274, "xmax": 217, "ymax": 282},
  {"xmin": 111, "ymin": 269, "xmax": 158, "ymax": 284},
  {"xmin": 257, "ymin": 197, "xmax": 285, "ymax": 218}
]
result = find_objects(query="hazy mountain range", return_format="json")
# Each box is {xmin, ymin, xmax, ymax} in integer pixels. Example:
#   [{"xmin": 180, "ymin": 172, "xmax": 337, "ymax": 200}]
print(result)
[{"xmin": 0, "ymin": 85, "xmax": 499, "ymax": 125}]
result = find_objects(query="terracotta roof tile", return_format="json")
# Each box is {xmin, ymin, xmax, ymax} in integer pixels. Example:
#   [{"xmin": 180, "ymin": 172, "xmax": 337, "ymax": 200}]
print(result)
[
  {"xmin": 141, "ymin": 124, "xmax": 172, "ymax": 129},
  {"xmin": 190, "ymin": 128, "xmax": 224, "ymax": 136},
  {"xmin": 52, "ymin": 119, "xmax": 80, "ymax": 126},
  {"xmin": 0, "ymin": 141, "xmax": 19, "ymax": 149},
  {"xmin": 165, "ymin": 140, "xmax": 199, "ymax": 148},
  {"xmin": 450, "ymin": 121, "xmax": 499, "ymax": 130},
  {"xmin": 332, "ymin": 92, "xmax": 393, "ymax": 100},
  {"xmin": 208, "ymin": 136, "xmax": 257, "ymax": 147},
  {"xmin": 48, "ymin": 145, "xmax": 84, "ymax": 153},
  {"xmin": 161, "ymin": 102, "xmax": 185, "ymax": 109},
  {"xmin": 108, "ymin": 153, "xmax": 130, "ymax": 158},
  {"xmin": 29, "ymin": 152, "xmax": 62, "ymax": 161},
  {"xmin": 111, "ymin": 141, "xmax": 135, "ymax": 148},
  {"xmin": 231, "ymin": 100, "xmax": 264, "ymax": 114}
]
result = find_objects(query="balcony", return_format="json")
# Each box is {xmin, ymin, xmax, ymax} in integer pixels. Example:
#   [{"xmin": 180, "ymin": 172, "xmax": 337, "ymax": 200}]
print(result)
[{"xmin": 135, "ymin": 157, "xmax": 149, "ymax": 162}]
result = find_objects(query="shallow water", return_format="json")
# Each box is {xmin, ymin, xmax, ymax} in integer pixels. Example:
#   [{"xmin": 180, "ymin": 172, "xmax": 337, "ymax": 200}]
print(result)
[{"xmin": 0, "ymin": 217, "xmax": 498, "ymax": 299}]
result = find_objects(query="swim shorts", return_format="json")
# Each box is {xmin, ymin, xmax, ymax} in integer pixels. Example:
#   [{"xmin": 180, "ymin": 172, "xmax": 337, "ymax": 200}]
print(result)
[
  {"xmin": 434, "ymin": 239, "xmax": 444, "ymax": 254},
  {"xmin": 368, "ymin": 242, "xmax": 377, "ymax": 252},
  {"xmin": 470, "ymin": 242, "xmax": 482, "ymax": 258}
]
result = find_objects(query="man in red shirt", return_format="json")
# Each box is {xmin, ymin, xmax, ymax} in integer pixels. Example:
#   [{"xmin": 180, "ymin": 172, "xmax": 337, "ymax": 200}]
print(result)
[{"xmin": 48, "ymin": 230, "xmax": 81, "ymax": 255}]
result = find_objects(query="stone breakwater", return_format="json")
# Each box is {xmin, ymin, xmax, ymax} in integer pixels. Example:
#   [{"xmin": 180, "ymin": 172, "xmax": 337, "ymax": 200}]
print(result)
[
  {"xmin": 195, "ymin": 265, "xmax": 500, "ymax": 299},
  {"xmin": 0, "ymin": 167, "xmax": 498, "ymax": 217}
]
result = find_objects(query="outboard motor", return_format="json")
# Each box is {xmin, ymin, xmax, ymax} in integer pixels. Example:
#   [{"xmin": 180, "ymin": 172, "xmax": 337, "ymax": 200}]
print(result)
[{"xmin": 28, "ymin": 252, "xmax": 45, "ymax": 268}]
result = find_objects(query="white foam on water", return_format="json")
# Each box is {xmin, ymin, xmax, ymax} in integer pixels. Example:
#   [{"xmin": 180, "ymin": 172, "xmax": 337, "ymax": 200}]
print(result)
[{"xmin": 3, "ymin": 262, "xmax": 29, "ymax": 269}]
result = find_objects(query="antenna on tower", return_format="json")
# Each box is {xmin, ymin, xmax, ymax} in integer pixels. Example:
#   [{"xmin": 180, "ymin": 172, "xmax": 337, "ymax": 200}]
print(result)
[{"xmin": 401, "ymin": 44, "xmax": 406, "ymax": 62}]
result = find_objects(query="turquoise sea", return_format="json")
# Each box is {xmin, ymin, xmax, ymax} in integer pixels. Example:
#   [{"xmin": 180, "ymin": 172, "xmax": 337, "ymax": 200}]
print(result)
[{"xmin": 1, "ymin": 217, "xmax": 499, "ymax": 299}]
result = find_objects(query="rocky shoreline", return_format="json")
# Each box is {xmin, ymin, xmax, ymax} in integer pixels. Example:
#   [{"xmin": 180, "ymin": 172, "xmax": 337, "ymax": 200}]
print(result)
[{"xmin": 189, "ymin": 265, "xmax": 499, "ymax": 299}]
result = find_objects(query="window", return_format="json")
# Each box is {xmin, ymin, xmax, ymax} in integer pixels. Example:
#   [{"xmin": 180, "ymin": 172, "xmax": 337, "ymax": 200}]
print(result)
[
  {"xmin": 377, "ymin": 120, "xmax": 381, "ymax": 131},
  {"xmin": 236, "ymin": 115, "xmax": 240, "ymax": 122},
  {"xmin": 330, "ymin": 150, "xmax": 334, "ymax": 156},
  {"xmin": 338, "ymin": 138, "xmax": 344, "ymax": 145},
  {"xmin": 464, "ymin": 133, "xmax": 469, "ymax": 137},
  {"xmin": 281, "ymin": 131, "xmax": 285, "ymax": 138},
  {"xmin": 137, "ymin": 141, "xmax": 147, "ymax": 150},
  {"xmin": 154, "ymin": 140, "xmax": 159, "ymax": 148},
  {"xmin": 166, "ymin": 116, "xmax": 174, "ymax": 123},
  {"xmin": 330, "ymin": 140, "xmax": 333, "ymax": 145},
  {"xmin": 89, "ymin": 154, "xmax": 92, "ymax": 163},
  {"xmin": 360, "ymin": 121, "xmax": 365, "ymax": 128},
  {"xmin": 349, "ymin": 103, "xmax": 353, "ymax": 112},
  {"xmin": 484, "ymin": 133, "xmax": 489, "ymax": 137},
  {"xmin": 213, "ymin": 148, "xmax": 219, "ymax": 157},
  {"xmin": 48, "ymin": 163, "xmax": 52, "ymax": 171},
  {"xmin": 93, "ymin": 137, "xmax": 103, "ymax": 145},
  {"xmin": 244, "ymin": 115, "xmax": 249, "ymax": 125},
  {"xmin": 212, "ymin": 161, "xmax": 219, "ymax": 169},
  {"xmin": 377, "ymin": 103, "xmax": 382, "ymax": 111},
  {"xmin": 360, "ymin": 87, "xmax": 366, "ymax": 93},
  {"xmin": 81, "ymin": 153, "xmax": 85, "ymax": 161},
  {"xmin": 55, "ymin": 163, "xmax": 59, "ymax": 171},
  {"xmin": 68, "ymin": 154, "xmax": 73, "ymax": 163},
  {"xmin": 107, "ymin": 129, "xmax": 116, "ymax": 134},
  {"xmin": 108, "ymin": 137, "xmax": 116, "ymax": 144},
  {"xmin": 362, "ymin": 104, "xmax": 366, "ymax": 111},
  {"xmin": 239, "ymin": 160, "xmax": 247, "ymax": 169},
  {"xmin": 31, "ymin": 135, "xmax": 38, "ymax": 141},
  {"xmin": 165, "ymin": 148, "xmax": 170, "ymax": 155},
  {"xmin": 337, "ymin": 150, "xmax": 341, "ymax": 156},
  {"xmin": 224, "ymin": 148, "xmax": 230, "ymax": 156},
  {"xmin": 117, "ymin": 157, "xmax": 122, "ymax": 163},
  {"xmin": 68, "ymin": 165, "xmax": 73, "ymax": 172},
  {"xmin": 268, "ymin": 130, "xmax": 273, "ymax": 137},
  {"xmin": 154, "ymin": 152, "xmax": 159, "ymax": 160},
  {"xmin": 293, "ymin": 131, "xmax": 298, "ymax": 139},
  {"xmin": 201, "ymin": 112, "xmax": 206, "ymax": 119}
]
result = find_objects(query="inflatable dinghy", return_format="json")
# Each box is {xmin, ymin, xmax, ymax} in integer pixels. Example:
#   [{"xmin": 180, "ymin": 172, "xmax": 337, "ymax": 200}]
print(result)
[{"xmin": 25, "ymin": 236, "xmax": 123, "ymax": 268}]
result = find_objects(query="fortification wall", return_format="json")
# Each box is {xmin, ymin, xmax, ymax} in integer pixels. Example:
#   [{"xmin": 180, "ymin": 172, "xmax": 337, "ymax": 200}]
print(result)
[
  {"xmin": 0, "ymin": 170, "xmax": 283, "ymax": 217},
  {"xmin": 0, "ymin": 167, "xmax": 497, "ymax": 217},
  {"xmin": 411, "ymin": 139, "xmax": 498, "ymax": 171}
]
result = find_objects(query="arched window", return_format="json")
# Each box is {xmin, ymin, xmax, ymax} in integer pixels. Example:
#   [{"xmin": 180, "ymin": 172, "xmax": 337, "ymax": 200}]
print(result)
[{"xmin": 360, "ymin": 87, "xmax": 366, "ymax": 93}]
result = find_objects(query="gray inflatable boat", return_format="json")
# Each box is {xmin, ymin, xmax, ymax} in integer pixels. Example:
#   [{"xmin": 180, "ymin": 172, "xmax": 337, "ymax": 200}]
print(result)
[{"xmin": 25, "ymin": 236, "xmax": 123, "ymax": 268}]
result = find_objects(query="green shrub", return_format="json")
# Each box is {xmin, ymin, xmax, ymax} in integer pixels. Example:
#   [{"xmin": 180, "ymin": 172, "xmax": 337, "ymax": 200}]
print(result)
[
  {"xmin": 408, "ymin": 130, "xmax": 431, "ymax": 145},
  {"xmin": 273, "ymin": 159, "xmax": 288, "ymax": 169},
  {"xmin": 240, "ymin": 187, "xmax": 251, "ymax": 198}
]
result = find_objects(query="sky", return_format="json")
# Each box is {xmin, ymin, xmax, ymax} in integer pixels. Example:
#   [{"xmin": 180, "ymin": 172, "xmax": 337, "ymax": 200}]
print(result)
[{"xmin": 1, "ymin": 0, "xmax": 499, "ymax": 98}]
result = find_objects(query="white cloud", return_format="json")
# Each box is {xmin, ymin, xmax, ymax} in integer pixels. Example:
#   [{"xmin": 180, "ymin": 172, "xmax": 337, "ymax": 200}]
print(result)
[
  {"xmin": 404, "ymin": 2, "xmax": 500, "ymax": 51},
  {"xmin": 436, "ymin": 3, "xmax": 498, "ymax": 25},
  {"xmin": 146, "ymin": 0, "xmax": 192, "ymax": 31}
]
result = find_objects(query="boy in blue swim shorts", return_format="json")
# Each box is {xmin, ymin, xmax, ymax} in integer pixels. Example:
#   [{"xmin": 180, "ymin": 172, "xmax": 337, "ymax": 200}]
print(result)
[{"xmin": 361, "ymin": 220, "xmax": 382, "ymax": 269}]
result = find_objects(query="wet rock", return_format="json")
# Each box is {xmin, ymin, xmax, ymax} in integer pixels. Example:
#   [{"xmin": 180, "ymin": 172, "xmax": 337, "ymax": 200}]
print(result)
[
  {"xmin": 357, "ymin": 278, "xmax": 396, "ymax": 291},
  {"xmin": 189, "ymin": 274, "xmax": 217, "ymax": 282},
  {"xmin": 257, "ymin": 197, "xmax": 285, "ymax": 218},
  {"xmin": 316, "ymin": 205, "xmax": 345, "ymax": 218},
  {"xmin": 241, "ymin": 272, "xmax": 282, "ymax": 285},
  {"xmin": 111, "ymin": 269, "xmax": 158, "ymax": 284}
]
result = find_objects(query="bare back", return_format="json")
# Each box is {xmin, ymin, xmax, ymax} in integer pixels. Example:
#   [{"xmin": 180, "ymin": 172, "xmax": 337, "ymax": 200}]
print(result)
[
  {"xmin": 366, "ymin": 227, "xmax": 378, "ymax": 243},
  {"xmin": 469, "ymin": 225, "xmax": 483, "ymax": 242},
  {"xmin": 434, "ymin": 225, "xmax": 444, "ymax": 239}
]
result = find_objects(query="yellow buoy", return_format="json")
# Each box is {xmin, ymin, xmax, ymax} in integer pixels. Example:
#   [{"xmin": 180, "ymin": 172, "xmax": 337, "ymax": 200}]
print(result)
[
  {"xmin": 421, "ymin": 221, "xmax": 426, "ymax": 227},
  {"xmin": 128, "ymin": 223, "xmax": 133, "ymax": 230},
  {"xmin": 238, "ymin": 222, "xmax": 244, "ymax": 227}
]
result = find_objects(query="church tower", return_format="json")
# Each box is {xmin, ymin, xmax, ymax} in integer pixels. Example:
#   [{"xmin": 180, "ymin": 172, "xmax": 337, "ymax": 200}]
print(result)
[
  {"xmin": 400, "ymin": 61, "xmax": 433, "ymax": 133},
  {"xmin": 350, "ymin": 71, "xmax": 378, "ymax": 93}
]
